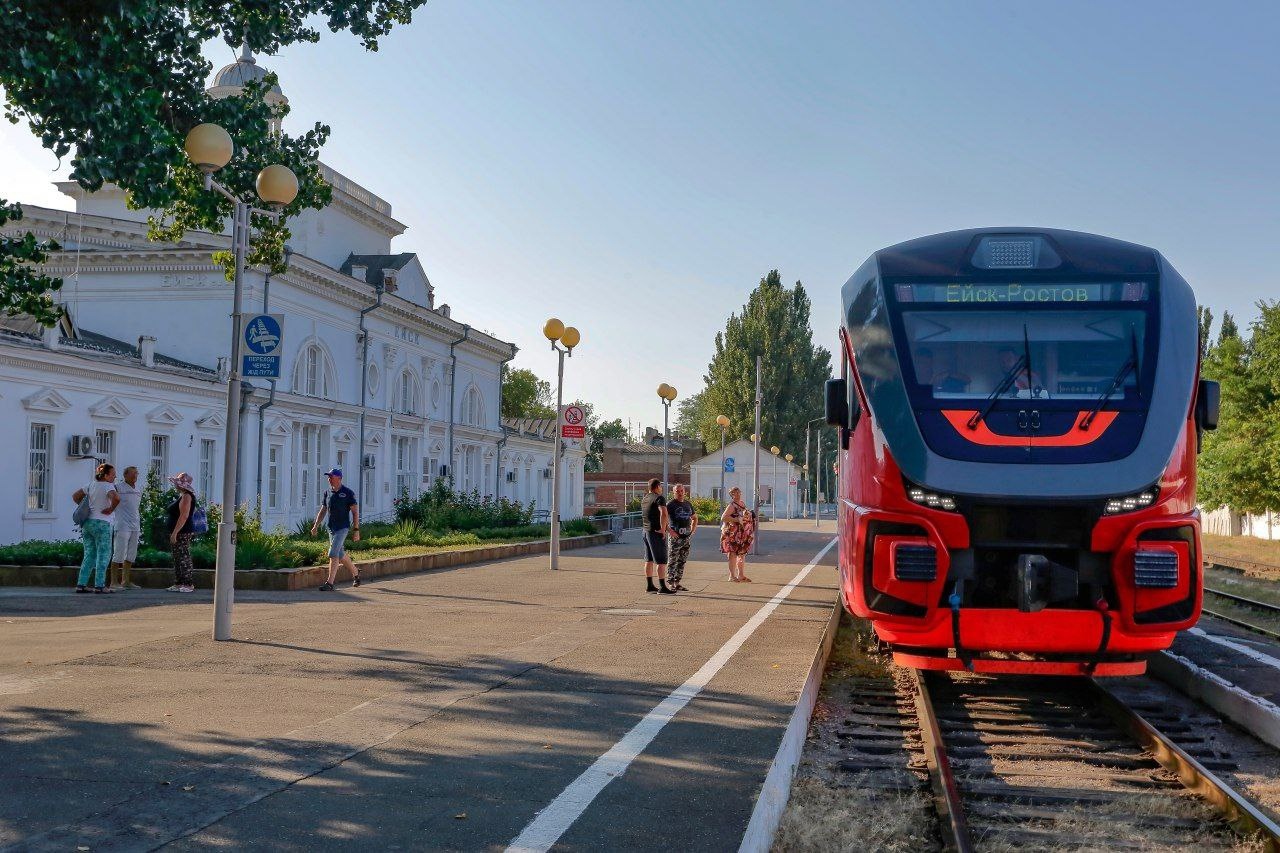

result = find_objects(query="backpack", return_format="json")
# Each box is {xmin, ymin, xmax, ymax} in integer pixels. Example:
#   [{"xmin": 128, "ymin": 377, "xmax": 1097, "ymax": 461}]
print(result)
[
  {"xmin": 190, "ymin": 500, "xmax": 209, "ymax": 535},
  {"xmin": 72, "ymin": 490, "xmax": 92, "ymax": 526}
]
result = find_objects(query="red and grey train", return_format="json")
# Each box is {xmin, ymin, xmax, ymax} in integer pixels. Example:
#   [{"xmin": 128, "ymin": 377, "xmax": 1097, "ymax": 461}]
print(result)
[{"xmin": 825, "ymin": 228, "xmax": 1220, "ymax": 676}]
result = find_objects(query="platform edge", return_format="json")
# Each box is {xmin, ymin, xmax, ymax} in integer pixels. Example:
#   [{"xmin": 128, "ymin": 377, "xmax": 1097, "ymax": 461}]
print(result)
[{"xmin": 737, "ymin": 598, "xmax": 842, "ymax": 853}]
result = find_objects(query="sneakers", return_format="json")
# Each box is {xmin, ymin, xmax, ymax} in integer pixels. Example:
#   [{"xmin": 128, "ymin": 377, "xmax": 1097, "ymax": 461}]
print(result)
[
  {"xmin": 75, "ymin": 585, "xmax": 89, "ymax": 594},
  {"xmin": 94, "ymin": 587, "xmax": 114, "ymax": 594},
  {"xmin": 318, "ymin": 582, "xmax": 335, "ymax": 592},
  {"xmin": 351, "ymin": 575, "xmax": 361, "ymax": 588},
  {"xmin": 178, "ymin": 585, "xmax": 195, "ymax": 593},
  {"xmin": 658, "ymin": 583, "xmax": 678, "ymax": 595}
]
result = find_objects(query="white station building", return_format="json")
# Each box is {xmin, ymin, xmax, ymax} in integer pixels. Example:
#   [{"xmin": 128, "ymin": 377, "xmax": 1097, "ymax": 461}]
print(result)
[
  {"xmin": 687, "ymin": 438, "xmax": 802, "ymax": 519},
  {"xmin": 0, "ymin": 49, "xmax": 584, "ymax": 545}
]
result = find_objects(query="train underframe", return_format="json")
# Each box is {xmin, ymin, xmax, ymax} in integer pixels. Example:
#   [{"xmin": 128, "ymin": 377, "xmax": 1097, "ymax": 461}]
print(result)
[{"xmin": 839, "ymin": 426, "xmax": 1203, "ymax": 677}]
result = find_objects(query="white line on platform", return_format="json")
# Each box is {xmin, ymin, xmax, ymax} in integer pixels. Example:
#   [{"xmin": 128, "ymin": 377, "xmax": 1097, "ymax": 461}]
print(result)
[
  {"xmin": 506, "ymin": 537, "xmax": 839, "ymax": 853},
  {"xmin": 1189, "ymin": 626, "xmax": 1280, "ymax": 671}
]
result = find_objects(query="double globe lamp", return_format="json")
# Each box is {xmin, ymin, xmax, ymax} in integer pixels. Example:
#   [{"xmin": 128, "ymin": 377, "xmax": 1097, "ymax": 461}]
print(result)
[
  {"xmin": 183, "ymin": 123, "xmax": 298, "ymax": 642},
  {"xmin": 543, "ymin": 318, "xmax": 581, "ymax": 571}
]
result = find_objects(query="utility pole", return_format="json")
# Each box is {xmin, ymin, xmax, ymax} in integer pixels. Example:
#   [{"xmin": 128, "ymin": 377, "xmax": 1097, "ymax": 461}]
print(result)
[{"xmin": 752, "ymin": 355, "xmax": 762, "ymax": 556}]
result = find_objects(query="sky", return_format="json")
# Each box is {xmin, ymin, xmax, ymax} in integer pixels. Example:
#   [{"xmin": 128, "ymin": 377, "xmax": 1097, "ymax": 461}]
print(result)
[{"xmin": 3, "ymin": 1, "xmax": 1278, "ymax": 438}]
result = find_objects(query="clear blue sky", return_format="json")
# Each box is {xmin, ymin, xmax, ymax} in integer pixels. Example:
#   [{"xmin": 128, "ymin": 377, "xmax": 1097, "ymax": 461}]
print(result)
[{"xmin": 3, "ymin": 1, "xmax": 1277, "ymax": 441}]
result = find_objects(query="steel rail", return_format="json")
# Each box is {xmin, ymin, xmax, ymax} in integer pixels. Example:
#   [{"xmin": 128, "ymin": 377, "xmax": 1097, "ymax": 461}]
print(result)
[
  {"xmin": 1203, "ymin": 587, "xmax": 1280, "ymax": 641},
  {"xmin": 912, "ymin": 670, "xmax": 974, "ymax": 853},
  {"xmin": 1206, "ymin": 586, "xmax": 1280, "ymax": 614},
  {"xmin": 1090, "ymin": 678, "xmax": 1280, "ymax": 852}
]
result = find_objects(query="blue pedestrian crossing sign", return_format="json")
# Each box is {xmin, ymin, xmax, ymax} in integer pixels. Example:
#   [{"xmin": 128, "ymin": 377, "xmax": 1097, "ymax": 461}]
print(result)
[
  {"xmin": 724, "ymin": 457, "xmax": 735, "ymax": 473},
  {"xmin": 241, "ymin": 313, "xmax": 284, "ymax": 379}
]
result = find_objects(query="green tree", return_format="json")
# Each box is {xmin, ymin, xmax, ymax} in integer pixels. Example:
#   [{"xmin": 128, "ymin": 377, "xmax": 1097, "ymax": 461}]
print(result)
[
  {"xmin": 588, "ymin": 418, "xmax": 628, "ymax": 473},
  {"xmin": 695, "ymin": 270, "xmax": 833, "ymax": 462},
  {"xmin": 0, "ymin": 203, "xmax": 63, "ymax": 321},
  {"xmin": 1197, "ymin": 305, "xmax": 1214, "ymax": 360},
  {"xmin": 674, "ymin": 390, "xmax": 706, "ymax": 438},
  {"xmin": 501, "ymin": 365, "xmax": 555, "ymax": 420},
  {"xmin": 0, "ymin": 1, "xmax": 429, "ymax": 322},
  {"xmin": 1198, "ymin": 301, "xmax": 1280, "ymax": 513}
]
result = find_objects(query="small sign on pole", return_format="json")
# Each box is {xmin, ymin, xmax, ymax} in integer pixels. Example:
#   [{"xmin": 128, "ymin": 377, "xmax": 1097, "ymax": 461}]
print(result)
[
  {"xmin": 724, "ymin": 457, "xmax": 735, "ymax": 473},
  {"xmin": 241, "ymin": 313, "xmax": 284, "ymax": 379},
  {"xmin": 560, "ymin": 404, "xmax": 586, "ymax": 439}
]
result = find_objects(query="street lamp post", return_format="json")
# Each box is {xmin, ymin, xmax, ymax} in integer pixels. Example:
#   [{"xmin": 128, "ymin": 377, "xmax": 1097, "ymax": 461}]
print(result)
[
  {"xmin": 184, "ymin": 124, "xmax": 298, "ymax": 642},
  {"xmin": 657, "ymin": 383, "xmax": 677, "ymax": 493},
  {"xmin": 815, "ymin": 428, "xmax": 822, "ymax": 528},
  {"xmin": 716, "ymin": 414, "xmax": 729, "ymax": 507},
  {"xmin": 803, "ymin": 416, "xmax": 824, "ymax": 518},
  {"xmin": 785, "ymin": 453, "xmax": 794, "ymax": 518},
  {"xmin": 543, "ymin": 318, "xmax": 580, "ymax": 570},
  {"xmin": 769, "ymin": 445, "xmax": 780, "ymax": 521}
]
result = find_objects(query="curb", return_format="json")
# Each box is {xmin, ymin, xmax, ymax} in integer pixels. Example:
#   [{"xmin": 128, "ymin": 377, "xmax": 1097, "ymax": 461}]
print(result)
[
  {"xmin": 1148, "ymin": 649, "xmax": 1280, "ymax": 751},
  {"xmin": 738, "ymin": 598, "xmax": 843, "ymax": 853},
  {"xmin": 0, "ymin": 533, "xmax": 613, "ymax": 592}
]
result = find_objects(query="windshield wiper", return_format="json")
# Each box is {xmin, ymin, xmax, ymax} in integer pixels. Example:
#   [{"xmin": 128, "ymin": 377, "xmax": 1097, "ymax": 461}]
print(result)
[
  {"xmin": 967, "ymin": 325, "xmax": 1032, "ymax": 430},
  {"xmin": 1080, "ymin": 325, "xmax": 1140, "ymax": 430}
]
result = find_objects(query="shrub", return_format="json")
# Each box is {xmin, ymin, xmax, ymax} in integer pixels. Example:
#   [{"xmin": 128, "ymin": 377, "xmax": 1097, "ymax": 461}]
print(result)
[
  {"xmin": 562, "ymin": 518, "xmax": 598, "ymax": 536},
  {"xmin": 692, "ymin": 497, "xmax": 722, "ymax": 524},
  {"xmin": 394, "ymin": 479, "xmax": 534, "ymax": 530},
  {"xmin": 0, "ymin": 539, "xmax": 82, "ymax": 566}
]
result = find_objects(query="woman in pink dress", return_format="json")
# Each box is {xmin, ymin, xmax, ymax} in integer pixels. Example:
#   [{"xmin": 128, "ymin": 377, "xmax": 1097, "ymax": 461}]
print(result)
[{"xmin": 720, "ymin": 487, "xmax": 755, "ymax": 582}]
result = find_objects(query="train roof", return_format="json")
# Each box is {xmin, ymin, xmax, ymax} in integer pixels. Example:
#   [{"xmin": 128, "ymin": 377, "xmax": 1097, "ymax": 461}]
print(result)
[{"xmin": 874, "ymin": 227, "xmax": 1161, "ymax": 278}]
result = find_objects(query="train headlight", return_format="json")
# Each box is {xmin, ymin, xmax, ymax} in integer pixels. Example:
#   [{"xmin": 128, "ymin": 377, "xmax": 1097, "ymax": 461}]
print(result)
[
  {"xmin": 1103, "ymin": 488, "xmax": 1158, "ymax": 515},
  {"xmin": 904, "ymin": 480, "xmax": 958, "ymax": 512}
]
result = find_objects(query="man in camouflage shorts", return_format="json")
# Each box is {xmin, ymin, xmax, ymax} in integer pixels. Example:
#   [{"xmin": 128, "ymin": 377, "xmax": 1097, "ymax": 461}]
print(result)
[{"xmin": 665, "ymin": 484, "xmax": 698, "ymax": 591}]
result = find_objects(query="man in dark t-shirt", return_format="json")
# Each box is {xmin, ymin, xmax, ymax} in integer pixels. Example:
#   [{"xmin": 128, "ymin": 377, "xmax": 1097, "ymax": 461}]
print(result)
[
  {"xmin": 665, "ymin": 484, "xmax": 698, "ymax": 591},
  {"xmin": 311, "ymin": 467, "xmax": 361, "ymax": 591},
  {"xmin": 640, "ymin": 478, "xmax": 676, "ymax": 594}
]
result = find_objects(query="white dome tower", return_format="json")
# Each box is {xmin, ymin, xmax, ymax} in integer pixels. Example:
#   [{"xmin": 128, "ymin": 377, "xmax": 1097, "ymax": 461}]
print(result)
[{"xmin": 207, "ymin": 41, "xmax": 288, "ymax": 135}]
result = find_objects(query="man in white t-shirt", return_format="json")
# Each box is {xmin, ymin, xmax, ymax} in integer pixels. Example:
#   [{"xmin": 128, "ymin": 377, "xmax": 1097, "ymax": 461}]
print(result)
[{"xmin": 110, "ymin": 466, "xmax": 143, "ymax": 590}]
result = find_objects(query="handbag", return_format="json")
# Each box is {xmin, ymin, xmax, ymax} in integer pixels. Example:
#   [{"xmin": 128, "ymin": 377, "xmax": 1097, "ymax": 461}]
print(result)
[{"xmin": 72, "ymin": 493, "xmax": 92, "ymax": 526}]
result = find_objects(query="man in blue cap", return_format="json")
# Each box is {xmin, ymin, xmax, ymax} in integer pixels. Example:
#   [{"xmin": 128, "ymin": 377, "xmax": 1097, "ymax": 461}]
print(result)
[{"xmin": 310, "ymin": 467, "xmax": 361, "ymax": 591}]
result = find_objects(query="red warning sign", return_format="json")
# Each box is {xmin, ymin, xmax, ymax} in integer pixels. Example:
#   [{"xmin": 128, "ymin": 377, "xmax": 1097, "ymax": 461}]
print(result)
[{"xmin": 560, "ymin": 405, "xmax": 586, "ymax": 438}]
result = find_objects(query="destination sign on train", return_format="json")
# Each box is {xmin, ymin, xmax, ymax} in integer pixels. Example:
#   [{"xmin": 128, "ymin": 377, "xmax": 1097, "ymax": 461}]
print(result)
[{"xmin": 896, "ymin": 281, "xmax": 1147, "ymax": 304}]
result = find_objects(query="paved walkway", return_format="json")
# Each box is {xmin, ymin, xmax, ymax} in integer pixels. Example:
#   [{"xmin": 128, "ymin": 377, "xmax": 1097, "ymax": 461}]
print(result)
[{"xmin": 1, "ymin": 520, "xmax": 839, "ymax": 851}]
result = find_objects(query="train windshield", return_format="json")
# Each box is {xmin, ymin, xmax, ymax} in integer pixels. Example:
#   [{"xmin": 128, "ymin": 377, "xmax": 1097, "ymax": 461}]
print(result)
[{"xmin": 892, "ymin": 282, "xmax": 1155, "ymax": 405}]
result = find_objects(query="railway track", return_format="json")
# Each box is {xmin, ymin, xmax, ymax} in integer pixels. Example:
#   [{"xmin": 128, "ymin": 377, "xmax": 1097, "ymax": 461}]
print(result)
[
  {"xmin": 1204, "ymin": 585, "xmax": 1280, "ymax": 641},
  {"xmin": 912, "ymin": 670, "xmax": 1280, "ymax": 852}
]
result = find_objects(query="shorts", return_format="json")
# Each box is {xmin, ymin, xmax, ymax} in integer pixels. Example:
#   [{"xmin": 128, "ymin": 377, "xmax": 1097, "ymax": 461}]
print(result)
[
  {"xmin": 328, "ymin": 527, "xmax": 350, "ymax": 558},
  {"xmin": 643, "ymin": 530, "xmax": 668, "ymax": 565},
  {"xmin": 112, "ymin": 527, "xmax": 140, "ymax": 563}
]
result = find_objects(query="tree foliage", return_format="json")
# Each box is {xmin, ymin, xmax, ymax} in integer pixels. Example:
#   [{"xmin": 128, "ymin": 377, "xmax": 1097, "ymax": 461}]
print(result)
[
  {"xmin": 695, "ymin": 270, "xmax": 833, "ymax": 466},
  {"xmin": 0, "ymin": 1, "xmax": 430, "ymax": 320},
  {"xmin": 588, "ymin": 418, "xmax": 628, "ymax": 473},
  {"xmin": 500, "ymin": 365, "xmax": 555, "ymax": 420},
  {"xmin": 1198, "ymin": 302, "xmax": 1280, "ymax": 513},
  {"xmin": 0, "ymin": 202, "xmax": 63, "ymax": 322},
  {"xmin": 674, "ymin": 389, "xmax": 705, "ymax": 438}
]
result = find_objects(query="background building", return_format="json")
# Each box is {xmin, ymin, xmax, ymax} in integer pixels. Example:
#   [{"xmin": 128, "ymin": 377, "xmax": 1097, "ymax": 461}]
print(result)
[
  {"xmin": 584, "ymin": 427, "xmax": 702, "ymax": 513},
  {"xmin": 688, "ymin": 438, "xmax": 801, "ymax": 518},
  {"xmin": 0, "ymin": 50, "xmax": 584, "ymax": 544}
]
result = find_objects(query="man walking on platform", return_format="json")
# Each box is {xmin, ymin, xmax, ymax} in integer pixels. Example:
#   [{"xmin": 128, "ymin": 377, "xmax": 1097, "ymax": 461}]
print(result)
[
  {"xmin": 311, "ymin": 467, "xmax": 361, "ymax": 591},
  {"xmin": 641, "ymin": 478, "xmax": 676, "ymax": 594},
  {"xmin": 665, "ymin": 484, "xmax": 697, "ymax": 591}
]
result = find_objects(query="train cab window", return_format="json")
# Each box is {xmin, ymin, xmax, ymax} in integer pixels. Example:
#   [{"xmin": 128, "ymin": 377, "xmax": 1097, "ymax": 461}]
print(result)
[{"xmin": 899, "ymin": 307, "xmax": 1151, "ymax": 405}]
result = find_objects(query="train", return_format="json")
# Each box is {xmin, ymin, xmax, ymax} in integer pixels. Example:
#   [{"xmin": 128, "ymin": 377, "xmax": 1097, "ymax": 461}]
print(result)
[{"xmin": 825, "ymin": 228, "xmax": 1219, "ymax": 675}]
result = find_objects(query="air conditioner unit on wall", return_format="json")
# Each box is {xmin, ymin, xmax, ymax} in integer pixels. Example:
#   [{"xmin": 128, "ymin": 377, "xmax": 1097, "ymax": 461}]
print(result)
[{"xmin": 68, "ymin": 435, "xmax": 95, "ymax": 458}]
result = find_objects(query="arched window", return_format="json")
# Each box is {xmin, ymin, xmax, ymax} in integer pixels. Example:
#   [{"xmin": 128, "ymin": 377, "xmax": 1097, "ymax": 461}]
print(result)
[
  {"xmin": 293, "ymin": 343, "xmax": 335, "ymax": 400},
  {"xmin": 396, "ymin": 369, "xmax": 421, "ymax": 415},
  {"xmin": 461, "ymin": 385, "xmax": 486, "ymax": 426}
]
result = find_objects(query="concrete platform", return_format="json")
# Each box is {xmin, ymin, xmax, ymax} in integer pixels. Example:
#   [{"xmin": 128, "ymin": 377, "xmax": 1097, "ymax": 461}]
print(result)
[
  {"xmin": 0, "ymin": 520, "xmax": 839, "ymax": 851},
  {"xmin": 1151, "ymin": 614, "xmax": 1280, "ymax": 751}
]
